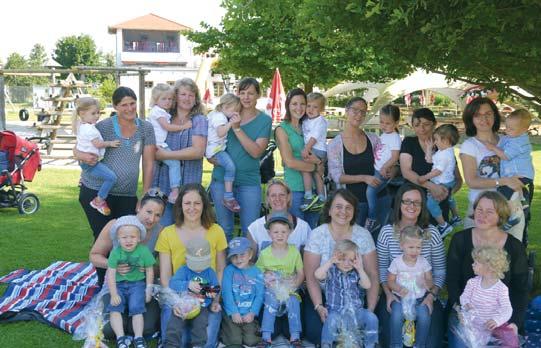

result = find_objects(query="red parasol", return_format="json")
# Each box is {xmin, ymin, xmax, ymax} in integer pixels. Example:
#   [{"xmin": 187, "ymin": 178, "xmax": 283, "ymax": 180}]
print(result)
[{"xmin": 266, "ymin": 68, "xmax": 285, "ymax": 123}]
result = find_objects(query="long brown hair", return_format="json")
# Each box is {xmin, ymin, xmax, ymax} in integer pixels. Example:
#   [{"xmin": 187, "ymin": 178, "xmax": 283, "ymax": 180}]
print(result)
[
  {"xmin": 391, "ymin": 183, "xmax": 430, "ymax": 229},
  {"xmin": 173, "ymin": 183, "xmax": 215, "ymax": 229},
  {"xmin": 173, "ymin": 78, "xmax": 205, "ymax": 118}
]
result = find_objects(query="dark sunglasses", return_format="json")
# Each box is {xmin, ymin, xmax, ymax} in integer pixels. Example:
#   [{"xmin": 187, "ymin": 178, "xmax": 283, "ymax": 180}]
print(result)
[{"xmin": 144, "ymin": 188, "xmax": 168, "ymax": 203}]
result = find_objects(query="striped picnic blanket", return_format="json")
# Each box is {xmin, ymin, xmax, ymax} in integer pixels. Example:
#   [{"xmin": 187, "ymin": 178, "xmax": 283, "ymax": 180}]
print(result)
[{"xmin": 0, "ymin": 261, "xmax": 99, "ymax": 333}]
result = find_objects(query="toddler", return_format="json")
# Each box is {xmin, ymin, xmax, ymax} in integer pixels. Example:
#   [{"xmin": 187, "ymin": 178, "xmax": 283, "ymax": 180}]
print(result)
[
  {"xmin": 300, "ymin": 92, "xmax": 328, "ymax": 212},
  {"xmin": 459, "ymin": 246, "xmax": 518, "ymax": 347},
  {"xmin": 418, "ymin": 124, "xmax": 460, "ymax": 238},
  {"xmin": 483, "ymin": 109, "xmax": 534, "ymax": 226},
  {"xmin": 166, "ymin": 237, "xmax": 221, "ymax": 348},
  {"xmin": 75, "ymin": 97, "xmax": 120, "ymax": 216},
  {"xmin": 387, "ymin": 226, "xmax": 434, "ymax": 348},
  {"xmin": 206, "ymin": 93, "xmax": 242, "ymax": 213},
  {"xmin": 148, "ymin": 83, "xmax": 192, "ymax": 204},
  {"xmin": 220, "ymin": 237, "xmax": 264, "ymax": 347},
  {"xmin": 315, "ymin": 239, "xmax": 378, "ymax": 348},
  {"xmin": 256, "ymin": 212, "xmax": 304, "ymax": 348},
  {"xmin": 366, "ymin": 104, "xmax": 402, "ymax": 232},
  {"xmin": 107, "ymin": 216, "xmax": 155, "ymax": 348}
]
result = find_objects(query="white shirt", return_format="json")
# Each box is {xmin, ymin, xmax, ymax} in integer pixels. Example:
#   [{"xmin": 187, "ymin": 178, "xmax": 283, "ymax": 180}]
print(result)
[
  {"xmin": 206, "ymin": 111, "xmax": 229, "ymax": 158},
  {"xmin": 76, "ymin": 123, "xmax": 104, "ymax": 158},
  {"xmin": 374, "ymin": 132, "xmax": 402, "ymax": 170},
  {"xmin": 430, "ymin": 147, "xmax": 456, "ymax": 184},
  {"xmin": 388, "ymin": 254, "xmax": 432, "ymax": 299},
  {"xmin": 302, "ymin": 115, "xmax": 328, "ymax": 152},
  {"xmin": 248, "ymin": 215, "xmax": 311, "ymax": 255},
  {"xmin": 148, "ymin": 105, "xmax": 171, "ymax": 147},
  {"xmin": 459, "ymin": 137, "xmax": 499, "ymax": 204}
]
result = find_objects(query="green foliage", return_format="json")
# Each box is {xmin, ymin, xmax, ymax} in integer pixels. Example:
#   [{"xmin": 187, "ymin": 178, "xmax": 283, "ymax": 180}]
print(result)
[
  {"xmin": 88, "ymin": 77, "xmax": 117, "ymax": 107},
  {"xmin": 28, "ymin": 44, "xmax": 49, "ymax": 85},
  {"xmin": 187, "ymin": 0, "xmax": 408, "ymax": 92},
  {"xmin": 302, "ymin": 0, "xmax": 541, "ymax": 102},
  {"xmin": 53, "ymin": 34, "xmax": 100, "ymax": 75},
  {"xmin": 4, "ymin": 53, "xmax": 33, "ymax": 86}
]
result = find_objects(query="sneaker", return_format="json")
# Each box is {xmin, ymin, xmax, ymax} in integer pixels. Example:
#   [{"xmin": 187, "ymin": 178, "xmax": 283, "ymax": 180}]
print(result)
[
  {"xmin": 437, "ymin": 222, "xmax": 453, "ymax": 239},
  {"xmin": 300, "ymin": 196, "xmax": 318, "ymax": 211},
  {"xmin": 290, "ymin": 339, "xmax": 303, "ymax": 348},
  {"xmin": 116, "ymin": 336, "xmax": 131, "ymax": 348},
  {"xmin": 308, "ymin": 197, "xmax": 326, "ymax": 212},
  {"xmin": 90, "ymin": 197, "xmax": 111, "ymax": 216},
  {"xmin": 522, "ymin": 198, "xmax": 530, "ymax": 209},
  {"xmin": 223, "ymin": 197, "xmax": 241, "ymax": 213},
  {"xmin": 449, "ymin": 215, "xmax": 463, "ymax": 227},
  {"xmin": 256, "ymin": 340, "xmax": 272, "ymax": 348},
  {"xmin": 365, "ymin": 218, "xmax": 381, "ymax": 233},
  {"xmin": 503, "ymin": 214, "xmax": 521, "ymax": 231},
  {"xmin": 168, "ymin": 189, "xmax": 179, "ymax": 204},
  {"xmin": 133, "ymin": 337, "xmax": 147, "ymax": 348}
]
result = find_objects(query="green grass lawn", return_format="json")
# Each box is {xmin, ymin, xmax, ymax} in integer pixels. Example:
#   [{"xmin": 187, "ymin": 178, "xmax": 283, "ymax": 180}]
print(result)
[{"xmin": 1, "ymin": 147, "xmax": 541, "ymax": 347}]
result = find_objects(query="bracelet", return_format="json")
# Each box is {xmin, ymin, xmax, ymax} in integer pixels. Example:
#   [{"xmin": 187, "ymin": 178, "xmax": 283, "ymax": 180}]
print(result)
[
  {"xmin": 314, "ymin": 303, "xmax": 323, "ymax": 311},
  {"xmin": 233, "ymin": 127, "xmax": 241, "ymax": 132}
]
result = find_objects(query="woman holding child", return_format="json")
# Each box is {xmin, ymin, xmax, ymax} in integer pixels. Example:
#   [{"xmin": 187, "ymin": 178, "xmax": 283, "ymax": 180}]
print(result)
[
  {"xmin": 376, "ymin": 183, "xmax": 446, "ymax": 348},
  {"xmin": 275, "ymin": 88, "xmax": 323, "ymax": 228},
  {"xmin": 155, "ymin": 183, "xmax": 227, "ymax": 348},
  {"xmin": 446, "ymin": 191, "xmax": 528, "ymax": 347},
  {"xmin": 153, "ymin": 78, "xmax": 208, "ymax": 226},
  {"xmin": 303, "ymin": 189, "xmax": 380, "ymax": 345},
  {"xmin": 209, "ymin": 77, "xmax": 272, "ymax": 241}
]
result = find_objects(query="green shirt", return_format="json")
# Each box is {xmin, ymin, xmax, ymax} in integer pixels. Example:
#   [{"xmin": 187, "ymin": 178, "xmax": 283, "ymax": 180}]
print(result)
[
  {"xmin": 212, "ymin": 111, "xmax": 272, "ymax": 186},
  {"xmin": 256, "ymin": 244, "xmax": 303, "ymax": 277},
  {"xmin": 278, "ymin": 121, "xmax": 304, "ymax": 192},
  {"xmin": 108, "ymin": 244, "xmax": 156, "ymax": 282}
]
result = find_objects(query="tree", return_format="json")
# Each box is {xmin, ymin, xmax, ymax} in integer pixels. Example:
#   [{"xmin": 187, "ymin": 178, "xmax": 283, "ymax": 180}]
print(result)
[
  {"xmin": 28, "ymin": 43, "xmax": 49, "ymax": 85},
  {"xmin": 4, "ymin": 53, "xmax": 32, "ymax": 86},
  {"xmin": 301, "ymin": 0, "xmax": 541, "ymax": 102},
  {"xmin": 53, "ymin": 34, "xmax": 100, "ymax": 69},
  {"xmin": 187, "ymin": 0, "xmax": 408, "ymax": 92}
]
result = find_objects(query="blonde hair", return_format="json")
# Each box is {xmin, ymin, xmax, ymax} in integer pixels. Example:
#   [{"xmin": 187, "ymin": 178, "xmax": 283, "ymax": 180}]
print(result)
[
  {"xmin": 507, "ymin": 108, "xmax": 532, "ymax": 129},
  {"xmin": 333, "ymin": 239, "xmax": 359, "ymax": 255},
  {"xmin": 72, "ymin": 97, "xmax": 100, "ymax": 133},
  {"xmin": 173, "ymin": 78, "xmax": 205, "ymax": 118},
  {"xmin": 471, "ymin": 191, "xmax": 511, "ymax": 228},
  {"xmin": 307, "ymin": 92, "xmax": 326, "ymax": 108},
  {"xmin": 472, "ymin": 246, "xmax": 509, "ymax": 279},
  {"xmin": 399, "ymin": 225, "xmax": 429, "ymax": 242},
  {"xmin": 216, "ymin": 93, "xmax": 241, "ymax": 113},
  {"xmin": 150, "ymin": 83, "xmax": 174, "ymax": 107}
]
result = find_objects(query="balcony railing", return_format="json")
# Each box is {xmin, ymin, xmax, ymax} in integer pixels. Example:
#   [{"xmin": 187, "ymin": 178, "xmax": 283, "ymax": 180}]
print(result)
[{"xmin": 123, "ymin": 41, "xmax": 179, "ymax": 53}]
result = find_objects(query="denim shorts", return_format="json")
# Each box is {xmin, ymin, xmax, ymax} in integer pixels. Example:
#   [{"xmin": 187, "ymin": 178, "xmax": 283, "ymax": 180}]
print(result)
[{"xmin": 107, "ymin": 280, "xmax": 146, "ymax": 316}]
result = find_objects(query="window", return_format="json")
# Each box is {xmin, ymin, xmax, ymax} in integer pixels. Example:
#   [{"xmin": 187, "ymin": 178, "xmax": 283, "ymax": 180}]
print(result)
[
  {"xmin": 144, "ymin": 81, "xmax": 154, "ymax": 88},
  {"xmin": 213, "ymin": 82, "xmax": 225, "ymax": 97}
]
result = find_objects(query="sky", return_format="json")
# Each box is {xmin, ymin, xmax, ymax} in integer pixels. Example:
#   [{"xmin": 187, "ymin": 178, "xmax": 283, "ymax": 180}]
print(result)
[{"xmin": 0, "ymin": 0, "xmax": 225, "ymax": 63}]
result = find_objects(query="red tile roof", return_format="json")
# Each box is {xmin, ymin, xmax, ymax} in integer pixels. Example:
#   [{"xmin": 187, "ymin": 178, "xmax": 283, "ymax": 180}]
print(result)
[{"xmin": 108, "ymin": 13, "xmax": 192, "ymax": 34}]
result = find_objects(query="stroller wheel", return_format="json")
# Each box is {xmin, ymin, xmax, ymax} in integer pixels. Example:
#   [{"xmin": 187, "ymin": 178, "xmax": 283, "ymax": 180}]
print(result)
[{"xmin": 18, "ymin": 192, "xmax": 40, "ymax": 215}]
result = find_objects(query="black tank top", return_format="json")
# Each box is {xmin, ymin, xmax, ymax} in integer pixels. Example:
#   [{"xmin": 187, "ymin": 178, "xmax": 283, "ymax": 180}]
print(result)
[{"xmin": 343, "ymin": 139, "xmax": 374, "ymax": 203}]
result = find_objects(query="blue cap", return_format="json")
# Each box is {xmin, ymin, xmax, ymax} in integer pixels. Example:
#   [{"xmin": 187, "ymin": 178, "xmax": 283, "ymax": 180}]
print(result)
[
  {"xmin": 227, "ymin": 237, "xmax": 252, "ymax": 259},
  {"xmin": 264, "ymin": 211, "xmax": 292, "ymax": 229}
]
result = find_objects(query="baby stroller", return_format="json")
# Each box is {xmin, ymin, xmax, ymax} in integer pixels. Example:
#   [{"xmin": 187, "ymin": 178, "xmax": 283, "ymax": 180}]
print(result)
[{"xmin": 0, "ymin": 131, "xmax": 47, "ymax": 215}]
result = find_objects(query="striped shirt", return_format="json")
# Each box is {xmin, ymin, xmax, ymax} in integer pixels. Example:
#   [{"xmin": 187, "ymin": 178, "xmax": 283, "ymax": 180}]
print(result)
[
  {"xmin": 460, "ymin": 276, "xmax": 512, "ymax": 327},
  {"xmin": 376, "ymin": 224, "xmax": 446, "ymax": 288},
  {"xmin": 324, "ymin": 265, "xmax": 365, "ymax": 312}
]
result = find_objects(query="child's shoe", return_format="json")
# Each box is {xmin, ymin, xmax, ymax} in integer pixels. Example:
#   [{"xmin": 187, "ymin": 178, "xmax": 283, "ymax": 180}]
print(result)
[
  {"xmin": 503, "ymin": 214, "xmax": 521, "ymax": 231},
  {"xmin": 300, "ymin": 196, "xmax": 318, "ymax": 211},
  {"xmin": 437, "ymin": 222, "xmax": 453, "ymax": 239},
  {"xmin": 116, "ymin": 336, "xmax": 131, "ymax": 348},
  {"xmin": 290, "ymin": 339, "xmax": 303, "ymax": 348},
  {"xmin": 256, "ymin": 340, "xmax": 272, "ymax": 348},
  {"xmin": 309, "ymin": 197, "xmax": 326, "ymax": 211},
  {"xmin": 449, "ymin": 215, "xmax": 462, "ymax": 227},
  {"xmin": 364, "ymin": 218, "xmax": 381, "ymax": 233},
  {"xmin": 90, "ymin": 197, "xmax": 111, "ymax": 216},
  {"xmin": 133, "ymin": 337, "xmax": 147, "ymax": 348},
  {"xmin": 168, "ymin": 188, "xmax": 179, "ymax": 204},
  {"xmin": 223, "ymin": 197, "xmax": 241, "ymax": 213}
]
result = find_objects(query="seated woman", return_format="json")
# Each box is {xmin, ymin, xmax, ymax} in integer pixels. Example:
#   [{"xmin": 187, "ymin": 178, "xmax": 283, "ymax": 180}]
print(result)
[
  {"xmin": 155, "ymin": 183, "xmax": 227, "ymax": 348},
  {"xmin": 88, "ymin": 189, "xmax": 167, "ymax": 339},
  {"xmin": 247, "ymin": 179, "xmax": 311, "ymax": 255},
  {"xmin": 376, "ymin": 183, "xmax": 446, "ymax": 348},
  {"xmin": 303, "ymin": 189, "xmax": 379, "ymax": 345},
  {"xmin": 447, "ymin": 191, "xmax": 528, "ymax": 347}
]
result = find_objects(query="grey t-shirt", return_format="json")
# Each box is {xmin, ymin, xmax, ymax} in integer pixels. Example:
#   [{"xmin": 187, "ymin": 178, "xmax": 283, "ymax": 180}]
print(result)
[{"xmin": 81, "ymin": 117, "xmax": 156, "ymax": 196}]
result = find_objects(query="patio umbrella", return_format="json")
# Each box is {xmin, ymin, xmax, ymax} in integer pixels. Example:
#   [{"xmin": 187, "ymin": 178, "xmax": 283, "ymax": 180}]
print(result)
[{"xmin": 266, "ymin": 68, "xmax": 285, "ymax": 123}]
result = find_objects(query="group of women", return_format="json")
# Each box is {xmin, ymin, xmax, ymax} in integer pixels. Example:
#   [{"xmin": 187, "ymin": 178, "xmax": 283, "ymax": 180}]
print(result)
[{"xmin": 78, "ymin": 77, "xmax": 530, "ymax": 347}]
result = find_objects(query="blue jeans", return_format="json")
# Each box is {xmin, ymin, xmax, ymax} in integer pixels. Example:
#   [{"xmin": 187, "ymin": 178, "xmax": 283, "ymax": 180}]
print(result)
[
  {"xmin": 261, "ymin": 291, "xmax": 302, "ymax": 340},
  {"xmin": 355, "ymin": 195, "xmax": 392, "ymax": 230},
  {"xmin": 322, "ymin": 309, "xmax": 378, "ymax": 348},
  {"xmin": 366, "ymin": 171, "xmax": 388, "ymax": 219},
  {"xmin": 107, "ymin": 280, "xmax": 145, "ymax": 316},
  {"xmin": 160, "ymin": 202, "xmax": 175, "ymax": 227},
  {"xmin": 81, "ymin": 162, "xmax": 117, "ymax": 200},
  {"xmin": 447, "ymin": 310, "xmax": 469, "ymax": 348},
  {"xmin": 213, "ymin": 151, "xmax": 236, "ymax": 183},
  {"xmin": 161, "ymin": 146, "xmax": 182, "ymax": 189},
  {"xmin": 209, "ymin": 180, "xmax": 261, "ymax": 241},
  {"xmin": 426, "ymin": 180, "xmax": 455, "ymax": 221},
  {"xmin": 290, "ymin": 191, "xmax": 320, "ymax": 229},
  {"xmin": 161, "ymin": 305, "xmax": 221, "ymax": 348},
  {"xmin": 390, "ymin": 299, "xmax": 431, "ymax": 348}
]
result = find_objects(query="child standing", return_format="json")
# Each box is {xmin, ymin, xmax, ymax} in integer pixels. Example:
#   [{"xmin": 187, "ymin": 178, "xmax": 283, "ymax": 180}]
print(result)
[
  {"xmin": 107, "ymin": 216, "xmax": 155, "ymax": 348},
  {"xmin": 483, "ymin": 109, "xmax": 534, "ymax": 226},
  {"xmin": 148, "ymin": 83, "xmax": 192, "ymax": 204},
  {"xmin": 315, "ymin": 239, "xmax": 378, "ymax": 348},
  {"xmin": 206, "ymin": 93, "xmax": 242, "ymax": 213},
  {"xmin": 166, "ymin": 237, "xmax": 221, "ymax": 348},
  {"xmin": 221, "ymin": 237, "xmax": 265, "ymax": 347},
  {"xmin": 418, "ymin": 124, "xmax": 460, "ymax": 238},
  {"xmin": 366, "ymin": 104, "xmax": 402, "ymax": 232},
  {"xmin": 387, "ymin": 226, "xmax": 434, "ymax": 348},
  {"xmin": 459, "ymin": 246, "xmax": 518, "ymax": 347},
  {"xmin": 255, "ymin": 212, "xmax": 304, "ymax": 348},
  {"xmin": 75, "ymin": 97, "xmax": 120, "ymax": 216},
  {"xmin": 300, "ymin": 92, "xmax": 328, "ymax": 212}
]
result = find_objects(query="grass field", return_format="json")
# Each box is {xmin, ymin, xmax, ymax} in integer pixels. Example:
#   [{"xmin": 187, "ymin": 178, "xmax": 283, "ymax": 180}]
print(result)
[{"xmin": 1, "ymin": 147, "xmax": 541, "ymax": 347}]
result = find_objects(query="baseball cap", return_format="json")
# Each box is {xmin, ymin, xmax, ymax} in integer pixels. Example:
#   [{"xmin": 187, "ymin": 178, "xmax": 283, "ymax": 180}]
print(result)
[
  {"xmin": 186, "ymin": 237, "xmax": 211, "ymax": 272},
  {"xmin": 227, "ymin": 237, "xmax": 252, "ymax": 259},
  {"xmin": 110, "ymin": 215, "xmax": 146, "ymax": 247},
  {"xmin": 264, "ymin": 211, "xmax": 293, "ymax": 229}
]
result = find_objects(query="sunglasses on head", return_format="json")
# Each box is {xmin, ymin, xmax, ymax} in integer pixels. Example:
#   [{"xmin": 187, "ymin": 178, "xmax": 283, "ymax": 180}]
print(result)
[{"xmin": 144, "ymin": 188, "xmax": 168, "ymax": 203}]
